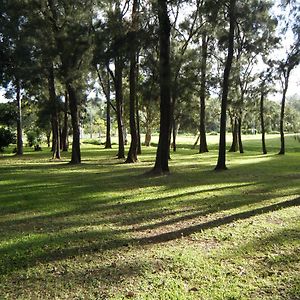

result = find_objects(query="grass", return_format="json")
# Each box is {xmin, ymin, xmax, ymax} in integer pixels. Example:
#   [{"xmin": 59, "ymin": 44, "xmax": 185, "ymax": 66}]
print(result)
[{"xmin": 0, "ymin": 134, "xmax": 299, "ymax": 299}]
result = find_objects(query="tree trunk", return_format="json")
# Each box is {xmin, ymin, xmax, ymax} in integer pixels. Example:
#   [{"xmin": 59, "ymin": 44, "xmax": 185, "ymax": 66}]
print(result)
[
  {"xmin": 152, "ymin": 0, "xmax": 171, "ymax": 174},
  {"xmin": 115, "ymin": 58, "xmax": 125, "ymax": 159},
  {"xmin": 279, "ymin": 78, "xmax": 289, "ymax": 155},
  {"xmin": 172, "ymin": 117, "xmax": 177, "ymax": 152},
  {"xmin": 16, "ymin": 80, "xmax": 23, "ymax": 156},
  {"xmin": 215, "ymin": 0, "xmax": 236, "ymax": 171},
  {"xmin": 67, "ymin": 83, "xmax": 81, "ymax": 164},
  {"xmin": 46, "ymin": 131, "xmax": 51, "ymax": 148},
  {"xmin": 199, "ymin": 33, "xmax": 209, "ymax": 153},
  {"xmin": 126, "ymin": 0, "xmax": 139, "ymax": 163},
  {"xmin": 136, "ymin": 53, "xmax": 142, "ymax": 155},
  {"xmin": 145, "ymin": 128, "xmax": 152, "ymax": 146},
  {"xmin": 260, "ymin": 90, "xmax": 267, "ymax": 154},
  {"xmin": 229, "ymin": 117, "xmax": 238, "ymax": 152},
  {"xmin": 192, "ymin": 133, "xmax": 200, "ymax": 149},
  {"xmin": 61, "ymin": 90, "xmax": 69, "ymax": 151},
  {"xmin": 48, "ymin": 64, "xmax": 61, "ymax": 159},
  {"xmin": 105, "ymin": 68, "xmax": 112, "ymax": 149},
  {"xmin": 237, "ymin": 116, "xmax": 244, "ymax": 153}
]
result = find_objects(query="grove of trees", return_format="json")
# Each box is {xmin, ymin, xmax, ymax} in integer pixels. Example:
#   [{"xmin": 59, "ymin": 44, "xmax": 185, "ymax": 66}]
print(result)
[{"xmin": 0, "ymin": 0, "xmax": 299, "ymax": 172}]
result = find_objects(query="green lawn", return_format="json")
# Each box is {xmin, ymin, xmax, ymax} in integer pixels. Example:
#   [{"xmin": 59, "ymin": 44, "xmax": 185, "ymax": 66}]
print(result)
[{"xmin": 0, "ymin": 134, "xmax": 299, "ymax": 299}]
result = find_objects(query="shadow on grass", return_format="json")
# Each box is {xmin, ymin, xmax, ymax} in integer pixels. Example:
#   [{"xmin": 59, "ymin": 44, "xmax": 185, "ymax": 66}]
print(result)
[{"xmin": 0, "ymin": 144, "xmax": 299, "ymax": 293}]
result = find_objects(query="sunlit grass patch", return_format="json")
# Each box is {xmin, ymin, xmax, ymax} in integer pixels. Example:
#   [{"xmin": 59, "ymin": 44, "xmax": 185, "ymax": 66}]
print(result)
[{"xmin": 0, "ymin": 134, "xmax": 299, "ymax": 299}]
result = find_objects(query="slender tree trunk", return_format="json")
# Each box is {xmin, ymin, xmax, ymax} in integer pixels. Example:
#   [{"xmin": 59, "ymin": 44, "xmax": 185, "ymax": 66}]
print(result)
[
  {"xmin": 67, "ymin": 83, "xmax": 81, "ymax": 164},
  {"xmin": 260, "ymin": 90, "xmax": 267, "ymax": 154},
  {"xmin": 237, "ymin": 116, "xmax": 244, "ymax": 153},
  {"xmin": 279, "ymin": 77, "xmax": 289, "ymax": 155},
  {"xmin": 48, "ymin": 64, "xmax": 61, "ymax": 159},
  {"xmin": 172, "ymin": 117, "xmax": 177, "ymax": 152},
  {"xmin": 61, "ymin": 90, "xmax": 69, "ymax": 151},
  {"xmin": 199, "ymin": 33, "xmax": 209, "ymax": 153},
  {"xmin": 105, "ymin": 69, "xmax": 112, "ymax": 149},
  {"xmin": 136, "ymin": 53, "xmax": 142, "ymax": 155},
  {"xmin": 126, "ymin": 0, "xmax": 139, "ymax": 163},
  {"xmin": 229, "ymin": 117, "xmax": 238, "ymax": 152},
  {"xmin": 152, "ymin": 0, "xmax": 171, "ymax": 174},
  {"xmin": 215, "ymin": 0, "xmax": 236, "ymax": 171},
  {"xmin": 115, "ymin": 58, "xmax": 125, "ymax": 159},
  {"xmin": 192, "ymin": 133, "xmax": 200, "ymax": 149},
  {"xmin": 16, "ymin": 80, "xmax": 23, "ymax": 155}
]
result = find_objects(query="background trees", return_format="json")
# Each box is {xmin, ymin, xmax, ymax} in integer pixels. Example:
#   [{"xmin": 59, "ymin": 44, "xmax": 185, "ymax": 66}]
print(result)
[{"xmin": 0, "ymin": 0, "xmax": 299, "ymax": 171}]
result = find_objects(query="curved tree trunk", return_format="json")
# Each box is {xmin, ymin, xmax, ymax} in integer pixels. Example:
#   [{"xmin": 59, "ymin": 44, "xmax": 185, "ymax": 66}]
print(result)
[
  {"xmin": 16, "ymin": 80, "xmax": 23, "ymax": 156},
  {"xmin": 215, "ymin": 0, "xmax": 236, "ymax": 171},
  {"xmin": 152, "ymin": 0, "xmax": 171, "ymax": 174},
  {"xmin": 260, "ymin": 90, "xmax": 267, "ymax": 154},
  {"xmin": 199, "ymin": 33, "xmax": 209, "ymax": 153},
  {"xmin": 67, "ymin": 83, "xmax": 81, "ymax": 164}
]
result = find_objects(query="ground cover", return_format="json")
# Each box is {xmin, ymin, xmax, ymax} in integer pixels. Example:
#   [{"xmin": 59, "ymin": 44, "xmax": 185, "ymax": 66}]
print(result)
[{"xmin": 0, "ymin": 134, "xmax": 299, "ymax": 299}]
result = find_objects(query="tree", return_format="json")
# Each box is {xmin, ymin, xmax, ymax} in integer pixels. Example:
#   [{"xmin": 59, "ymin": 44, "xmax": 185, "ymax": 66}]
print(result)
[
  {"xmin": 45, "ymin": 0, "xmax": 94, "ymax": 164},
  {"xmin": 278, "ymin": 46, "xmax": 300, "ymax": 154},
  {"xmin": 151, "ymin": 0, "xmax": 171, "ymax": 174},
  {"xmin": 126, "ymin": 0, "xmax": 140, "ymax": 163},
  {"xmin": 215, "ymin": 0, "xmax": 236, "ymax": 171}
]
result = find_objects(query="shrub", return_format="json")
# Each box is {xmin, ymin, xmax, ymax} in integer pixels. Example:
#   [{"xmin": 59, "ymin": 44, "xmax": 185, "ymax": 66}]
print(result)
[
  {"xmin": 0, "ymin": 127, "xmax": 16, "ymax": 152},
  {"xmin": 26, "ymin": 129, "xmax": 42, "ymax": 147}
]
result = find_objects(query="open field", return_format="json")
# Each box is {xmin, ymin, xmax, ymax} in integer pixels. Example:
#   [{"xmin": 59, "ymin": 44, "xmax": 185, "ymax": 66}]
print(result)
[{"xmin": 0, "ymin": 134, "xmax": 300, "ymax": 299}]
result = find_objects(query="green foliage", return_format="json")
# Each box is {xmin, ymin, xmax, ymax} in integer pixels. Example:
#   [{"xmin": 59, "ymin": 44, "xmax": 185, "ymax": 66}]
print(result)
[
  {"xmin": 0, "ymin": 102, "xmax": 17, "ymax": 127},
  {"xmin": 25, "ymin": 128, "xmax": 42, "ymax": 147},
  {"xmin": 0, "ymin": 127, "xmax": 16, "ymax": 151}
]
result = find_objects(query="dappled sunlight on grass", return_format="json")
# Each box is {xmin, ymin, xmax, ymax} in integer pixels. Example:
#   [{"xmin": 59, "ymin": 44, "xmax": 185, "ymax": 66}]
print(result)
[{"xmin": 0, "ymin": 136, "xmax": 300, "ymax": 299}]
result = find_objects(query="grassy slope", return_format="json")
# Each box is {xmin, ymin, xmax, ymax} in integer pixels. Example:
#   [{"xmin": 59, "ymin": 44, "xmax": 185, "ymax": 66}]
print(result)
[{"xmin": 0, "ymin": 134, "xmax": 299, "ymax": 299}]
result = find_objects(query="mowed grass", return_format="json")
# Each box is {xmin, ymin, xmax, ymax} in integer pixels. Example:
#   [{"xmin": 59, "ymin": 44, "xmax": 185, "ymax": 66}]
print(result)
[{"xmin": 0, "ymin": 134, "xmax": 299, "ymax": 299}]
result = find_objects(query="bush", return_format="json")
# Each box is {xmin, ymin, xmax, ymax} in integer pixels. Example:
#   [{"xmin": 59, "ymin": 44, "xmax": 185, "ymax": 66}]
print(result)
[
  {"xmin": 0, "ymin": 127, "xmax": 16, "ymax": 152},
  {"xmin": 26, "ymin": 129, "xmax": 42, "ymax": 147}
]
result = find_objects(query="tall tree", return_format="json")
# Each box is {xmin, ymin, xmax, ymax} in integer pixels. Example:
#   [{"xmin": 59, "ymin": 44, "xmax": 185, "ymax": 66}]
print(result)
[
  {"xmin": 126, "ymin": 0, "xmax": 140, "ymax": 163},
  {"xmin": 215, "ymin": 0, "xmax": 236, "ymax": 171},
  {"xmin": 152, "ymin": 0, "xmax": 171, "ymax": 174},
  {"xmin": 278, "ymin": 46, "xmax": 300, "ymax": 154}
]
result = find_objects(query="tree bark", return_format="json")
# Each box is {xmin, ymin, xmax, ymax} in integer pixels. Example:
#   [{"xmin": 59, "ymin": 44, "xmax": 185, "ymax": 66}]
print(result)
[
  {"xmin": 105, "ymin": 68, "xmax": 112, "ymax": 149},
  {"xmin": 48, "ymin": 64, "xmax": 61, "ymax": 159},
  {"xmin": 229, "ymin": 116, "xmax": 238, "ymax": 152},
  {"xmin": 115, "ymin": 58, "xmax": 125, "ymax": 159},
  {"xmin": 237, "ymin": 116, "xmax": 244, "ymax": 153},
  {"xmin": 126, "ymin": 0, "xmax": 139, "ymax": 163},
  {"xmin": 260, "ymin": 90, "xmax": 267, "ymax": 154},
  {"xmin": 67, "ymin": 83, "xmax": 81, "ymax": 164},
  {"xmin": 152, "ymin": 0, "xmax": 171, "ymax": 174},
  {"xmin": 172, "ymin": 117, "xmax": 177, "ymax": 152},
  {"xmin": 215, "ymin": 0, "xmax": 236, "ymax": 171},
  {"xmin": 61, "ymin": 90, "xmax": 69, "ymax": 151},
  {"xmin": 136, "ymin": 53, "xmax": 142, "ymax": 155},
  {"xmin": 16, "ymin": 80, "xmax": 23, "ymax": 156},
  {"xmin": 279, "ymin": 77, "xmax": 289, "ymax": 155},
  {"xmin": 199, "ymin": 33, "xmax": 209, "ymax": 153}
]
